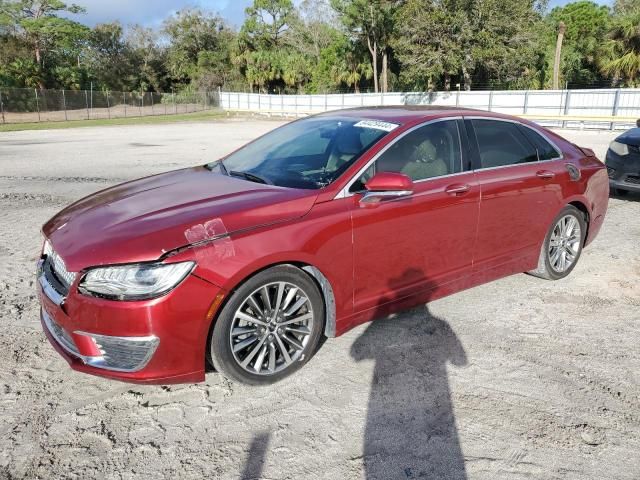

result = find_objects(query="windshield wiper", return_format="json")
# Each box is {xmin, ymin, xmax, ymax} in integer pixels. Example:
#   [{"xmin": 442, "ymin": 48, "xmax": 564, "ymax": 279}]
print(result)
[
  {"xmin": 206, "ymin": 159, "xmax": 229, "ymax": 175},
  {"xmin": 229, "ymin": 170, "xmax": 271, "ymax": 185}
]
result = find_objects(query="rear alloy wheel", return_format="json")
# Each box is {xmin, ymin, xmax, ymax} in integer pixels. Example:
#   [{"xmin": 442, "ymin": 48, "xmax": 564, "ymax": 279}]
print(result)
[
  {"xmin": 529, "ymin": 205, "xmax": 586, "ymax": 280},
  {"xmin": 209, "ymin": 265, "xmax": 324, "ymax": 385}
]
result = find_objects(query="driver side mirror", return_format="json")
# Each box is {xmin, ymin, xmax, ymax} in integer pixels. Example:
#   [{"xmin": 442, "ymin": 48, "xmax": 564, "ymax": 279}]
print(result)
[{"xmin": 360, "ymin": 172, "xmax": 414, "ymax": 206}]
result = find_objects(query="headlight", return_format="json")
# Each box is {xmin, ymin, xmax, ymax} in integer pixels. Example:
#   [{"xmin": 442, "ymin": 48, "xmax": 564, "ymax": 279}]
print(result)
[
  {"xmin": 79, "ymin": 262, "xmax": 195, "ymax": 300},
  {"xmin": 609, "ymin": 140, "xmax": 629, "ymax": 156}
]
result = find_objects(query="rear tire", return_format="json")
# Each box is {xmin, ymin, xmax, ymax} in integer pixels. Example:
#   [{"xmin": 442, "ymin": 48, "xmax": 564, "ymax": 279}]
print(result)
[
  {"xmin": 209, "ymin": 265, "xmax": 324, "ymax": 385},
  {"xmin": 528, "ymin": 205, "xmax": 586, "ymax": 281}
]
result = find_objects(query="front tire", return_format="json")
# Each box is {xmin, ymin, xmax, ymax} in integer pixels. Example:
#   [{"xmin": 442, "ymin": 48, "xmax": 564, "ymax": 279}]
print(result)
[
  {"xmin": 209, "ymin": 265, "xmax": 324, "ymax": 385},
  {"xmin": 529, "ymin": 205, "xmax": 586, "ymax": 281}
]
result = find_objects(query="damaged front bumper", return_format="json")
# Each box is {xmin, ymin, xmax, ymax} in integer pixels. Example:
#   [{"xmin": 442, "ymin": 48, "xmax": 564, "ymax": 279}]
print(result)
[{"xmin": 37, "ymin": 255, "xmax": 225, "ymax": 385}]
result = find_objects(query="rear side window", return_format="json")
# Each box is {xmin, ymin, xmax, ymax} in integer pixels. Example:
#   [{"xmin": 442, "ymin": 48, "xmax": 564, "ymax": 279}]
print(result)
[
  {"xmin": 518, "ymin": 126, "xmax": 561, "ymax": 160},
  {"xmin": 472, "ymin": 119, "xmax": 538, "ymax": 168}
]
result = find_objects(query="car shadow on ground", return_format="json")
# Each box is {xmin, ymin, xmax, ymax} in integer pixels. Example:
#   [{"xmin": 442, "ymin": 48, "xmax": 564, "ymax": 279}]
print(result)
[
  {"xmin": 349, "ymin": 269, "xmax": 468, "ymax": 480},
  {"xmin": 610, "ymin": 190, "xmax": 640, "ymax": 202},
  {"xmin": 240, "ymin": 431, "xmax": 271, "ymax": 480},
  {"xmin": 238, "ymin": 269, "xmax": 468, "ymax": 479}
]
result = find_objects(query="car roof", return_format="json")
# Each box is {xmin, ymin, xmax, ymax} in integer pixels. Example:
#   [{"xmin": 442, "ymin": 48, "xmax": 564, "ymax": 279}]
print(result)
[{"xmin": 314, "ymin": 105, "xmax": 487, "ymax": 125}]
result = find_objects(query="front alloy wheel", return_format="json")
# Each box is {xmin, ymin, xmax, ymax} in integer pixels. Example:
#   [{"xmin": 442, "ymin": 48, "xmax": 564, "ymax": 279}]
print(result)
[
  {"xmin": 230, "ymin": 281, "xmax": 314, "ymax": 376},
  {"xmin": 209, "ymin": 265, "xmax": 324, "ymax": 384}
]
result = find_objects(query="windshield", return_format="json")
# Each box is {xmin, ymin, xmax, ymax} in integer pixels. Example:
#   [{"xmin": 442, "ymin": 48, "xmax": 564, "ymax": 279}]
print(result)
[{"xmin": 210, "ymin": 117, "xmax": 397, "ymax": 189}]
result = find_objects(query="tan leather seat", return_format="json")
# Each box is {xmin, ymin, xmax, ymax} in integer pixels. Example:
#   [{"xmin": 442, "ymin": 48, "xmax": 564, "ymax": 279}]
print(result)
[
  {"xmin": 326, "ymin": 130, "xmax": 363, "ymax": 172},
  {"xmin": 401, "ymin": 140, "xmax": 449, "ymax": 180}
]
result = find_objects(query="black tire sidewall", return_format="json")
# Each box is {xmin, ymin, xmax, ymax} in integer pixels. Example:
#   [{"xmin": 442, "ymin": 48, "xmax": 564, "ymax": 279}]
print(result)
[
  {"xmin": 209, "ymin": 265, "xmax": 325, "ymax": 385},
  {"xmin": 542, "ymin": 206, "xmax": 586, "ymax": 280}
]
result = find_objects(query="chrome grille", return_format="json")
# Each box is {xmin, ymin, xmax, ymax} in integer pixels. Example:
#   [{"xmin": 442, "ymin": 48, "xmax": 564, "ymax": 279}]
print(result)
[
  {"xmin": 42, "ymin": 308, "xmax": 80, "ymax": 356},
  {"xmin": 43, "ymin": 241, "xmax": 76, "ymax": 289}
]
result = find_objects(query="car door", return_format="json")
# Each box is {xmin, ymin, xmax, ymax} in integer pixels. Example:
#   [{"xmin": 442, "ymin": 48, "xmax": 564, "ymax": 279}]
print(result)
[
  {"xmin": 348, "ymin": 118, "xmax": 480, "ymax": 313},
  {"xmin": 466, "ymin": 118, "xmax": 566, "ymax": 273}
]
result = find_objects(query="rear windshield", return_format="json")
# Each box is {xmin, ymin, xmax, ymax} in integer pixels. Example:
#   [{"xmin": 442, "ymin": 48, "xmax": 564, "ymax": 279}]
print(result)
[{"xmin": 213, "ymin": 117, "xmax": 398, "ymax": 189}]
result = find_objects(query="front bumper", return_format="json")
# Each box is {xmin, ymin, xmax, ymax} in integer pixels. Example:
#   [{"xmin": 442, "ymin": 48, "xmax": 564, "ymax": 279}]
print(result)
[
  {"xmin": 41, "ymin": 308, "xmax": 160, "ymax": 372},
  {"xmin": 38, "ymin": 265, "xmax": 224, "ymax": 385},
  {"xmin": 606, "ymin": 149, "xmax": 640, "ymax": 193}
]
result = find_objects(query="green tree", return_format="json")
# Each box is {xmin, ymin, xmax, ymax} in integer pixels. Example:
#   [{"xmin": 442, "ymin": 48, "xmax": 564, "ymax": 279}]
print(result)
[
  {"xmin": 394, "ymin": 0, "xmax": 545, "ymax": 91},
  {"xmin": 542, "ymin": 1, "xmax": 611, "ymax": 87},
  {"xmin": 237, "ymin": 0, "xmax": 297, "ymax": 92},
  {"xmin": 393, "ymin": 1, "xmax": 467, "ymax": 90},
  {"xmin": 0, "ymin": 0, "xmax": 88, "ymax": 88},
  {"xmin": 163, "ymin": 8, "xmax": 233, "ymax": 90},
  {"xmin": 287, "ymin": 0, "xmax": 337, "ymax": 64},
  {"xmin": 331, "ymin": 0, "xmax": 395, "ymax": 93},
  {"xmin": 241, "ymin": 0, "xmax": 295, "ymax": 50},
  {"xmin": 85, "ymin": 22, "xmax": 137, "ymax": 91},
  {"xmin": 613, "ymin": 0, "xmax": 640, "ymax": 15},
  {"xmin": 327, "ymin": 36, "xmax": 373, "ymax": 92},
  {"xmin": 600, "ymin": 12, "xmax": 640, "ymax": 86},
  {"xmin": 126, "ymin": 25, "xmax": 169, "ymax": 92}
]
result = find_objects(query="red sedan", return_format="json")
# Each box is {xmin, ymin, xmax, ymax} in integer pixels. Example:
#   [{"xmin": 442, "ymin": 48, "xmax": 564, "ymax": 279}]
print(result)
[{"xmin": 38, "ymin": 107, "xmax": 609, "ymax": 385}]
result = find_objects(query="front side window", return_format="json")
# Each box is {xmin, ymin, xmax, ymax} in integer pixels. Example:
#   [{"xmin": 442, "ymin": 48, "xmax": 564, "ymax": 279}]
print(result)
[
  {"xmin": 472, "ymin": 119, "xmax": 538, "ymax": 168},
  {"xmin": 211, "ymin": 117, "xmax": 395, "ymax": 189},
  {"xmin": 350, "ymin": 120, "xmax": 463, "ymax": 192}
]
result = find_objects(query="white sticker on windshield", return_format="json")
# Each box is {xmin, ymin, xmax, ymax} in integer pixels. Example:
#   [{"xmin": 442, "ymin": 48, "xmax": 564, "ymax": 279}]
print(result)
[{"xmin": 353, "ymin": 120, "xmax": 399, "ymax": 132}]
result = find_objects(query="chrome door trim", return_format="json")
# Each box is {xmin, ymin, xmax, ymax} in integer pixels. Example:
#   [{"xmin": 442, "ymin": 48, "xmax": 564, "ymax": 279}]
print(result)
[{"xmin": 334, "ymin": 116, "xmax": 465, "ymax": 199}]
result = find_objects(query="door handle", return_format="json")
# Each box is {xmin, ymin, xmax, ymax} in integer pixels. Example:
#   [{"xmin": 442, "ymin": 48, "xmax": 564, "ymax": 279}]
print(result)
[
  {"xmin": 536, "ymin": 170, "xmax": 555, "ymax": 179},
  {"xmin": 445, "ymin": 184, "xmax": 470, "ymax": 196}
]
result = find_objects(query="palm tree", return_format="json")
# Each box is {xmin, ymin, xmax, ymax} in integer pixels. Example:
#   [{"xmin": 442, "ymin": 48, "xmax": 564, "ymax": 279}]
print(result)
[
  {"xmin": 600, "ymin": 13, "xmax": 640, "ymax": 86},
  {"xmin": 8, "ymin": 57, "xmax": 43, "ymax": 88},
  {"xmin": 331, "ymin": 49, "xmax": 373, "ymax": 93}
]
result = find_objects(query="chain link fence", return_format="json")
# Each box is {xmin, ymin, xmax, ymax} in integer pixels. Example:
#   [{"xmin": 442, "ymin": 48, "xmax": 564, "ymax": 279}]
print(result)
[{"xmin": 0, "ymin": 88, "xmax": 220, "ymax": 124}]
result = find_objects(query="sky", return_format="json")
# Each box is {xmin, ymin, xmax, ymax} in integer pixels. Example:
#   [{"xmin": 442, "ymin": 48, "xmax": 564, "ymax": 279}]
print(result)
[
  {"xmin": 66, "ymin": 0, "xmax": 253, "ymax": 27},
  {"xmin": 66, "ymin": 0, "xmax": 613, "ymax": 29}
]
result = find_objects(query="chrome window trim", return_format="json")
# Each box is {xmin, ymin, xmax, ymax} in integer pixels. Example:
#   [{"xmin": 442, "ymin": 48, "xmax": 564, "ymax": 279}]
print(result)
[
  {"xmin": 335, "ymin": 117, "xmax": 465, "ymax": 199},
  {"xmin": 464, "ymin": 116, "xmax": 564, "ymax": 164}
]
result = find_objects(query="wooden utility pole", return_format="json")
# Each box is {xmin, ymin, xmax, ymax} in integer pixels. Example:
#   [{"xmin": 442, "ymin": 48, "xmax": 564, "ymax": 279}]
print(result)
[{"xmin": 553, "ymin": 22, "xmax": 566, "ymax": 90}]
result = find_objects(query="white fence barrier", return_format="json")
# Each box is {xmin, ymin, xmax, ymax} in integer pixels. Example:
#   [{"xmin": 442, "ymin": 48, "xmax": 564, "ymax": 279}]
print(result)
[{"xmin": 220, "ymin": 89, "xmax": 640, "ymax": 130}]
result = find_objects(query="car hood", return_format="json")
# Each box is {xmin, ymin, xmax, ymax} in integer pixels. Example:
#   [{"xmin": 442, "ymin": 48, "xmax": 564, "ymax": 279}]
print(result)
[
  {"xmin": 616, "ymin": 128, "xmax": 640, "ymax": 146},
  {"xmin": 43, "ymin": 167, "xmax": 318, "ymax": 272}
]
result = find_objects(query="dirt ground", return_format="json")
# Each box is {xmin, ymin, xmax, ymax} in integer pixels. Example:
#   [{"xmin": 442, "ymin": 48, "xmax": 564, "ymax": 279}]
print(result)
[{"xmin": 0, "ymin": 120, "xmax": 639, "ymax": 480}]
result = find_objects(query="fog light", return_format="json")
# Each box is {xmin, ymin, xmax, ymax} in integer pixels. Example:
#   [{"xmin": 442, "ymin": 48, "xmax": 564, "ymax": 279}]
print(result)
[{"xmin": 80, "ymin": 332, "xmax": 160, "ymax": 372}]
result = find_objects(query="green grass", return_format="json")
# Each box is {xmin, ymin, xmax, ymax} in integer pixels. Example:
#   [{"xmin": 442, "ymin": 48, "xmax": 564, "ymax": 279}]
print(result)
[{"xmin": 0, "ymin": 109, "xmax": 227, "ymax": 132}]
